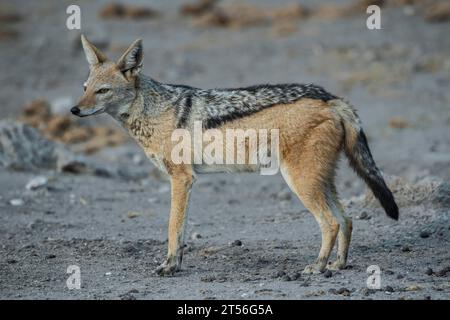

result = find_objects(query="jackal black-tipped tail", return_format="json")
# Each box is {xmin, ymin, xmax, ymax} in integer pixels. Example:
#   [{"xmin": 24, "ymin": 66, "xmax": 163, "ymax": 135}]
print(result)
[
  {"xmin": 333, "ymin": 100, "xmax": 399, "ymax": 220},
  {"xmin": 346, "ymin": 130, "xmax": 399, "ymax": 220}
]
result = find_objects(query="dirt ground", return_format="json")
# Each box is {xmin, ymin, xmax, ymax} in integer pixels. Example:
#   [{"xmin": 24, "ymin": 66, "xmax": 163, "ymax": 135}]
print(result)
[{"xmin": 1, "ymin": 0, "xmax": 450, "ymax": 299}]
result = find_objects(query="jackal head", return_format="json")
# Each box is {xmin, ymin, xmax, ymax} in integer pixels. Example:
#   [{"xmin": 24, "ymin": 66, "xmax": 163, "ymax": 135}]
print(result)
[{"xmin": 71, "ymin": 35, "xmax": 143, "ymax": 118}]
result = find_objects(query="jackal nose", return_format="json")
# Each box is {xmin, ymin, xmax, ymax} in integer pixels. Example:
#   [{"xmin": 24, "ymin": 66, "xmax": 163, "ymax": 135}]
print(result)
[{"xmin": 71, "ymin": 106, "xmax": 80, "ymax": 115}]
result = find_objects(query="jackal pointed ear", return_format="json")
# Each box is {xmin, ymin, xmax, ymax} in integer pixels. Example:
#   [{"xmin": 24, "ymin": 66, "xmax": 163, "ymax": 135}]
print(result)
[
  {"xmin": 81, "ymin": 34, "xmax": 107, "ymax": 66},
  {"xmin": 117, "ymin": 39, "xmax": 143, "ymax": 78}
]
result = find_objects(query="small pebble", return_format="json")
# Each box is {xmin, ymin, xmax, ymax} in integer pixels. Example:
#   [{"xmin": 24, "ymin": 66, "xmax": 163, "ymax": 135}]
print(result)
[
  {"xmin": 190, "ymin": 232, "xmax": 202, "ymax": 240},
  {"xmin": 357, "ymin": 211, "xmax": 370, "ymax": 220},
  {"xmin": 323, "ymin": 269, "xmax": 333, "ymax": 278},
  {"xmin": 435, "ymin": 266, "xmax": 450, "ymax": 277},
  {"xmin": 420, "ymin": 231, "xmax": 430, "ymax": 238},
  {"xmin": 276, "ymin": 270, "xmax": 286, "ymax": 278},
  {"xmin": 361, "ymin": 288, "xmax": 376, "ymax": 296},
  {"xmin": 385, "ymin": 286, "xmax": 394, "ymax": 293},
  {"xmin": 291, "ymin": 272, "xmax": 301, "ymax": 281},
  {"xmin": 328, "ymin": 288, "xmax": 337, "ymax": 294},
  {"xmin": 127, "ymin": 211, "xmax": 141, "ymax": 219},
  {"xmin": 401, "ymin": 246, "xmax": 411, "ymax": 252},
  {"xmin": 25, "ymin": 176, "xmax": 48, "ymax": 190},
  {"xmin": 45, "ymin": 254, "xmax": 56, "ymax": 259},
  {"xmin": 277, "ymin": 191, "xmax": 292, "ymax": 201},
  {"xmin": 404, "ymin": 285, "xmax": 421, "ymax": 291},
  {"xmin": 9, "ymin": 199, "xmax": 24, "ymax": 206},
  {"xmin": 425, "ymin": 267, "xmax": 433, "ymax": 276},
  {"xmin": 281, "ymin": 275, "xmax": 291, "ymax": 281},
  {"xmin": 231, "ymin": 240, "xmax": 242, "ymax": 246},
  {"xmin": 337, "ymin": 288, "xmax": 351, "ymax": 296}
]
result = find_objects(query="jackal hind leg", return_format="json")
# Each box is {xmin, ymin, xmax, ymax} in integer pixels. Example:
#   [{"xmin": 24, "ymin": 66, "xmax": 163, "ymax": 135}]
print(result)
[
  {"xmin": 280, "ymin": 120, "xmax": 344, "ymax": 274},
  {"xmin": 327, "ymin": 190, "xmax": 352, "ymax": 270}
]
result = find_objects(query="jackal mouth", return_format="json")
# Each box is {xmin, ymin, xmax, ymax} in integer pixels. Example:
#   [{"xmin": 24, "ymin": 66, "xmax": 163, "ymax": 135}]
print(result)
[{"xmin": 71, "ymin": 106, "xmax": 105, "ymax": 117}]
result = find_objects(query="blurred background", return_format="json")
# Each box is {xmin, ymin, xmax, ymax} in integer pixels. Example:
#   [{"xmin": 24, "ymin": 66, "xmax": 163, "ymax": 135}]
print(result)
[
  {"xmin": 0, "ymin": 0, "xmax": 449, "ymax": 177},
  {"xmin": 1, "ymin": 0, "xmax": 450, "ymax": 299}
]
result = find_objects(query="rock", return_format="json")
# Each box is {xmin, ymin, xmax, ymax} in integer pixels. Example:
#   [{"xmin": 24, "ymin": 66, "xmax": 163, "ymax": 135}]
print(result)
[
  {"xmin": 401, "ymin": 246, "xmax": 411, "ymax": 252},
  {"xmin": 356, "ymin": 211, "xmax": 370, "ymax": 220},
  {"xmin": 337, "ymin": 288, "xmax": 351, "ymax": 296},
  {"xmin": 231, "ymin": 240, "xmax": 242, "ymax": 247},
  {"xmin": 0, "ymin": 120, "xmax": 57, "ymax": 171},
  {"xmin": 435, "ymin": 266, "xmax": 450, "ymax": 277},
  {"xmin": 6, "ymin": 259, "xmax": 17, "ymax": 264},
  {"xmin": 304, "ymin": 290, "xmax": 325, "ymax": 297},
  {"xmin": 291, "ymin": 272, "xmax": 301, "ymax": 281},
  {"xmin": 323, "ymin": 269, "xmax": 333, "ymax": 278},
  {"xmin": 127, "ymin": 211, "xmax": 141, "ymax": 219},
  {"xmin": 0, "ymin": 120, "xmax": 113, "ymax": 176},
  {"xmin": 45, "ymin": 254, "xmax": 56, "ymax": 259},
  {"xmin": 25, "ymin": 176, "xmax": 48, "ymax": 190},
  {"xmin": 404, "ymin": 285, "xmax": 421, "ymax": 291},
  {"xmin": 275, "ymin": 270, "xmax": 286, "ymax": 278},
  {"xmin": 361, "ymin": 288, "xmax": 376, "ymax": 296},
  {"xmin": 9, "ymin": 199, "xmax": 24, "ymax": 206},
  {"xmin": 191, "ymin": 232, "xmax": 202, "ymax": 240},
  {"xmin": 281, "ymin": 275, "xmax": 291, "ymax": 281},
  {"xmin": 425, "ymin": 267, "xmax": 433, "ymax": 276},
  {"xmin": 55, "ymin": 148, "xmax": 88, "ymax": 174},
  {"xmin": 328, "ymin": 288, "xmax": 337, "ymax": 294},
  {"xmin": 120, "ymin": 293, "xmax": 136, "ymax": 300},
  {"xmin": 385, "ymin": 286, "xmax": 394, "ymax": 293},
  {"xmin": 419, "ymin": 231, "xmax": 431, "ymax": 239},
  {"xmin": 277, "ymin": 191, "xmax": 292, "ymax": 201}
]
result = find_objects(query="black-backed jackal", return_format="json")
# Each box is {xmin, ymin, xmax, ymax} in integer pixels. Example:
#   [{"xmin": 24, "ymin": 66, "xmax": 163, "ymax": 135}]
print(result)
[{"xmin": 72, "ymin": 36, "xmax": 398, "ymax": 276}]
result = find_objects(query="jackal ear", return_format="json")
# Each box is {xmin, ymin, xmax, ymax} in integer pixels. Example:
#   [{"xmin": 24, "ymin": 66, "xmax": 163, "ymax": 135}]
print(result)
[
  {"xmin": 81, "ymin": 35, "xmax": 107, "ymax": 66},
  {"xmin": 117, "ymin": 39, "xmax": 143, "ymax": 78}
]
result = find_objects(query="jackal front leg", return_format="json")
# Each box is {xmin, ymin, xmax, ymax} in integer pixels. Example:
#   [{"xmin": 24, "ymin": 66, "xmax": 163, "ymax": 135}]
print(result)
[{"xmin": 156, "ymin": 170, "xmax": 194, "ymax": 276}]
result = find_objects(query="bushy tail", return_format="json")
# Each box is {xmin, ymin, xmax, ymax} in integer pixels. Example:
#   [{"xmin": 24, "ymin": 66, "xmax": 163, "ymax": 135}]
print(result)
[{"xmin": 331, "ymin": 100, "xmax": 399, "ymax": 220}]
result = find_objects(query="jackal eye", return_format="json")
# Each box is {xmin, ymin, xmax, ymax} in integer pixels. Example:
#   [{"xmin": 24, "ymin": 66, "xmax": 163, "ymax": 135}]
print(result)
[
  {"xmin": 83, "ymin": 84, "xmax": 87, "ymax": 92},
  {"xmin": 96, "ymin": 88, "xmax": 110, "ymax": 94}
]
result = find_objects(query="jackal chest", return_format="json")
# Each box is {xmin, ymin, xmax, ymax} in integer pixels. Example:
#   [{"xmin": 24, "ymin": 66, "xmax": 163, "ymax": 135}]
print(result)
[{"xmin": 125, "ymin": 114, "xmax": 175, "ymax": 174}]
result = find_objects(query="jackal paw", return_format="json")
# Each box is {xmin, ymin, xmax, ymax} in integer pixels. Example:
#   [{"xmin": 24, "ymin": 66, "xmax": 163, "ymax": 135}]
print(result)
[
  {"xmin": 155, "ymin": 262, "xmax": 179, "ymax": 276},
  {"xmin": 327, "ymin": 261, "xmax": 346, "ymax": 271},
  {"xmin": 302, "ymin": 263, "xmax": 326, "ymax": 274}
]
